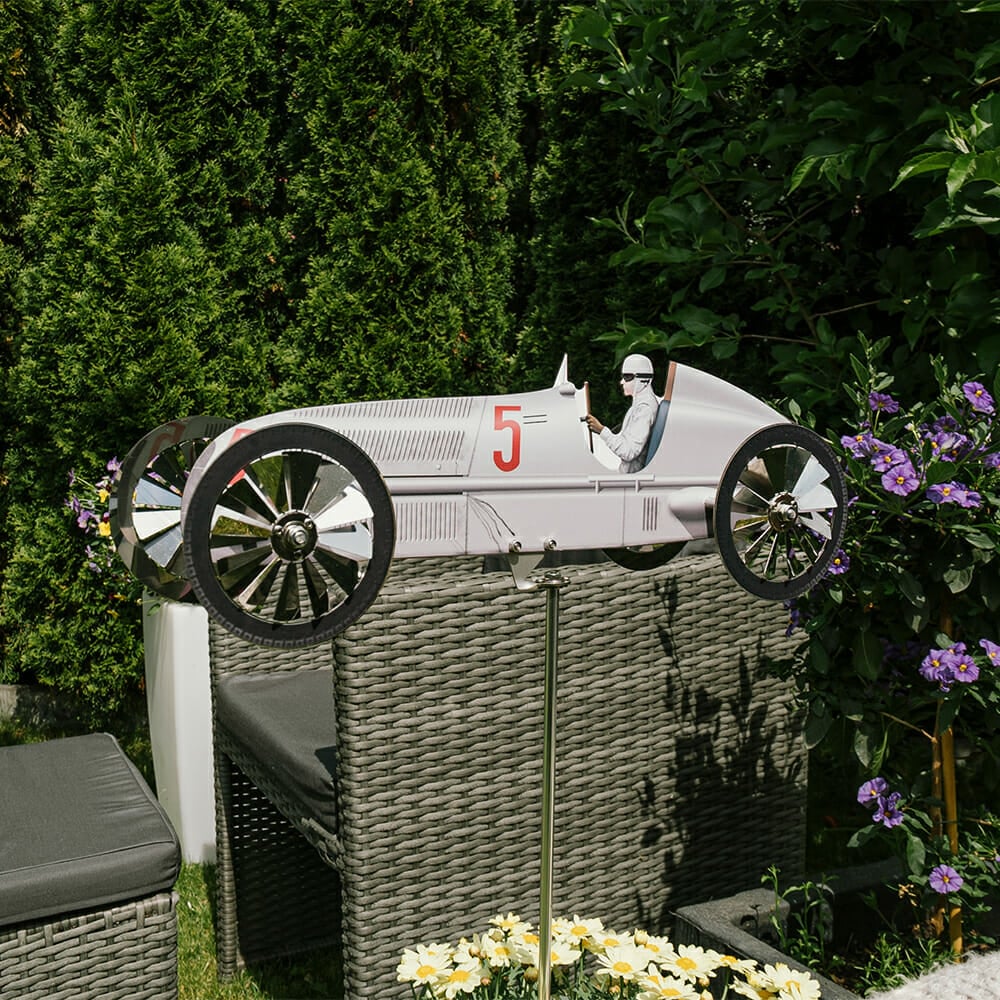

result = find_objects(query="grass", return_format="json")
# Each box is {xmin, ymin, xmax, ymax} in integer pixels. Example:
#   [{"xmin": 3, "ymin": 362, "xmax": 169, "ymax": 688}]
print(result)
[
  {"xmin": 175, "ymin": 863, "xmax": 343, "ymax": 1000},
  {"xmin": 1, "ymin": 713, "xmax": 343, "ymax": 1000}
]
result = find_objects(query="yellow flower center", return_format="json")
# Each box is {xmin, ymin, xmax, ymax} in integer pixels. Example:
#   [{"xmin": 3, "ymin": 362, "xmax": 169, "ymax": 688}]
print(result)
[
  {"xmin": 612, "ymin": 960, "xmax": 633, "ymax": 974},
  {"xmin": 677, "ymin": 956, "xmax": 697, "ymax": 970},
  {"xmin": 449, "ymin": 968, "xmax": 473, "ymax": 983},
  {"xmin": 570, "ymin": 924, "xmax": 588, "ymax": 937},
  {"xmin": 416, "ymin": 964, "xmax": 436, "ymax": 979}
]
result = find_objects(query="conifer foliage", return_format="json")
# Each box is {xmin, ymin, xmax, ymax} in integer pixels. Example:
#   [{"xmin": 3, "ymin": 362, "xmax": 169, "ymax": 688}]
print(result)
[{"xmin": 0, "ymin": 0, "xmax": 526, "ymax": 723}]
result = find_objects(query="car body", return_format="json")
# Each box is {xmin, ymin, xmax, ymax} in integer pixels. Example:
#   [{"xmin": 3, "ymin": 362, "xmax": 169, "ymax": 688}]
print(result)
[{"xmin": 113, "ymin": 357, "xmax": 846, "ymax": 646}]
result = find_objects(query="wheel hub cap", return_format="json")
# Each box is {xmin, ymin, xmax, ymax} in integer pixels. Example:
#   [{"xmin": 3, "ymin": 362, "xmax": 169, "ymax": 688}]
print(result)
[
  {"xmin": 768, "ymin": 491, "xmax": 799, "ymax": 531},
  {"xmin": 271, "ymin": 511, "xmax": 317, "ymax": 561}
]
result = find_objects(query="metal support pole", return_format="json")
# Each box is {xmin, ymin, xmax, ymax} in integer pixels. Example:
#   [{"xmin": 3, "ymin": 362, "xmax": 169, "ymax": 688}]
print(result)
[{"xmin": 535, "ymin": 572, "xmax": 567, "ymax": 1000}]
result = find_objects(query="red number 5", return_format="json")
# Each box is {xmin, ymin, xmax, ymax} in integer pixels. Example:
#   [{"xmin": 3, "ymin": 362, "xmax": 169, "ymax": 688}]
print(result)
[{"xmin": 493, "ymin": 405, "xmax": 521, "ymax": 472}]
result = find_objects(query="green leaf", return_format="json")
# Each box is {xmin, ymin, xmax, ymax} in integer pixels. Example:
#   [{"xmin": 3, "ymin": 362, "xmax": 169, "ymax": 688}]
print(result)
[
  {"xmin": 788, "ymin": 156, "xmax": 818, "ymax": 194},
  {"xmin": 723, "ymin": 140, "xmax": 745, "ymax": 167},
  {"xmin": 854, "ymin": 727, "xmax": 873, "ymax": 768},
  {"xmin": 961, "ymin": 527, "xmax": 997, "ymax": 550},
  {"xmin": 699, "ymin": 266, "xmax": 727, "ymax": 292},
  {"xmin": 899, "ymin": 571, "xmax": 926, "ymax": 611},
  {"xmin": 804, "ymin": 711, "xmax": 833, "ymax": 749},
  {"xmin": 893, "ymin": 151, "xmax": 955, "ymax": 189},
  {"xmin": 944, "ymin": 564, "xmax": 975, "ymax": 594},
  {"xmin": 938, "ymin": 695, "xmax": 961, "ymax": 733},
  {"xmin": 947, "ymin": 153, "xmax": 978, "ymax": 199},
  {"xmin": 849, "ymin": 352, "xmax": 870, "ymax": 389},
  {"xmin": 847, "ymin": 823, "xmax": 877, "ymax": 850},
  {"xmin": 853, "ymin": 630, "xmax": 882, "ymax": 680},
  {"xmin": 905, "ymin": 831, "xmax": 926, "ymax": 877}
]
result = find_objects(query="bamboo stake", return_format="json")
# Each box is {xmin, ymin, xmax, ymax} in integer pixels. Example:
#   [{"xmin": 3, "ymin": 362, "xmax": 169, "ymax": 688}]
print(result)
[
  {"xmin": 938, "ymin": 611, "xmax": 962, "ymax": 957},
  {"xmin": 940, "ymin": 724, "xmax": 963, "ymax": 955}
]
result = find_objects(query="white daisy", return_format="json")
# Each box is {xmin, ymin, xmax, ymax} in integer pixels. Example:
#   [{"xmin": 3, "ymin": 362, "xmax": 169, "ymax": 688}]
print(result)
[
  {"xmin": 476, "ymin": 932, "xmax": 515, "ymax": 968},
  {"xmin": 594, "ymin": 942, "xmax": 656, "ymax": 983},
  {"xmin": 636, "ymin": 970, "xmax": 702, "ymax": 1000},
  {"xmin": 554, "ymin": 914, "xmax": 605, "ymax": 946},
  {"xmin": 589, "ymin": 928, "xmax": 626, "ymax": 953},
  {"xmin": 396, "ymin": 944, "xmax": 453, "ymax": 985},
  {"xmin": 439, "ymin": 958, "xmax": 484, "ymax": 999},
  {"xmin": 661, "ymin": 944, "xmax": 723, "ymax": 982},
  {"xmin": 762, "ymin": 963, "xmax": 821, "ymax": 1000},
  {"xmin": 489, "ymin": 911, "xmax": 531, "ymax": 936},
  {"xmin": 637, "ymin": 931, "xmax": 678, "ymax": 964}
]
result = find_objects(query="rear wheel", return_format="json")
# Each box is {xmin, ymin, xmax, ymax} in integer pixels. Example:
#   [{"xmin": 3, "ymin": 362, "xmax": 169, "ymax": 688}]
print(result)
[
  {"xmin": 183, "ymin": 424, "xmax": 395, "ymax": 647},
  {"xmin": 715, "ymin": 424, "xmax": 847, "ymax": 601},
  {"xmin": 111, "ymin": 416, "xmax": 234, "ymax": 601}
]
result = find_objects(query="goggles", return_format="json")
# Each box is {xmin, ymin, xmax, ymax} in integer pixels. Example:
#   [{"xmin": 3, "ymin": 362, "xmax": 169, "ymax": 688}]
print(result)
[{"xmin": 620, "ymin": 373, "xmax": 650, "ymax": 382}]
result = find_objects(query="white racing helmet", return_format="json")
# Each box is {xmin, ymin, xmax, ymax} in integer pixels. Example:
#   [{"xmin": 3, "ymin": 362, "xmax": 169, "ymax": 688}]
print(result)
[{"xmin": 621, "ymin": 353, "xmax": 654, "ymax": 384}]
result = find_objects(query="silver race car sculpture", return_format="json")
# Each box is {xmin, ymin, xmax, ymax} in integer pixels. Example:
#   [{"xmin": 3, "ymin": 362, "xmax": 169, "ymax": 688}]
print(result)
[{"xmin": 111, "ymin": 358, "xmax": 847, "ymax": 647}]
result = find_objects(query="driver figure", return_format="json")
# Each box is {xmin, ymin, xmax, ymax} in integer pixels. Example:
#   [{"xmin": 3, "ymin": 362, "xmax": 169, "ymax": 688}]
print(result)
[{"xmin": 585, "ymin": 354, "xmax": 659, "ymax": 473}]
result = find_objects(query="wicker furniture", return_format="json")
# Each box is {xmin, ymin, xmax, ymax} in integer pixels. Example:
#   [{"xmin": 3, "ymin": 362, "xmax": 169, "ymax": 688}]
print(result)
[
  {"xmin": 0, "ymin": 733, "xmax": 181, "ymax": 1000},
  {"xmin": 210, "ymin": 551, "xmax": 805, "ymax": 999}
]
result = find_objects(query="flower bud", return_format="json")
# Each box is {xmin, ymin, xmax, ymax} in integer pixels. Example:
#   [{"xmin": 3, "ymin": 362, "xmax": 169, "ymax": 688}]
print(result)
[{"xmin": 524, "ymin": 966, "xmax": 539, "ymax": 983}]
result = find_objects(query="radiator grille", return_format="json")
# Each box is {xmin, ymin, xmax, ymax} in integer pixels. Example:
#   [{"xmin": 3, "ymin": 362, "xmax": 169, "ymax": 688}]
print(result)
[
  {"xmin": 396, "ymin": 500, "xmax": 460, "ymax": 543},
  {"xmin": 642, "ymin": 496, "xmax": 659, "ymax": 533}
]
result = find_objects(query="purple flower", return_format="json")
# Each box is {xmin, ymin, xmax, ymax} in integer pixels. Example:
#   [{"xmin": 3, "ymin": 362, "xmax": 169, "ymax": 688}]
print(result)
[
  {"xmin": 919, "ymin": 649, "xmax": 952, "ymax": 684},
  {"xmin": 931, "ymin": 414, "xmax": 960, "ymax": 432},
  {"xmin": 882, "ymin": 459, "xmax": 920, "ymax": 496},
  {"xmin": 827, "ymin": 549, "xmax": 850, "ymax": 575},
  {"xmin": 926, "ymin": 429, "xmax": 971, "ymax": 461},
  {"xmin": 963, "ymin": 381, "xmax": 995, "ymax": 415},
  {"xmin": 871, "ymin": 448, "xmax": 907, "ymax": 474},
  {"xmin": 979, "ymin": 638, "xmax": 1000, "ymax": 665},
  {"xmin": 873, "ymin": 791, "xmax": 904, "ymax": 828},
  {"xmin": 926, "ymin": 481, "xmax": 981, "ymax": 506},
  {"xmin": 984, "ymin": 452, "xmax": 1000, "ymax": 469},
  {"xmin": 929, "ymin": 865, "xmax": 963, "ymax": 894},
  {"xmin": 950, "ymin": 654, "xmax": 980, "ymax": 683},
  {"xmin": 784, "ymin": 599, "xmax": 801, "ymax": 637},
  {"xmin": 869, "ymin": 391, "xmax": 900, "ymax": 414},
  {"xmin": 106, "ymin": 456, "xmax": 122, "ymax": 475},
  {"xmin": 959, "ymin": 488, "xmax": 982, "ymax": 508},
  {"xmin": 858, "ymin": 777, "xmax": 889, "ymax": 807},
  {"xmin": 842, "ymin": 431, "xmax": 874, "ymax": 458}
]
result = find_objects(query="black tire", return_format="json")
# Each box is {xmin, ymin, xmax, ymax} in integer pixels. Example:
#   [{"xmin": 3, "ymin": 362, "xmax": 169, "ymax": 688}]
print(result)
[
  {"xmin": 715, "ymin": 424, "xmax": 847, "ymax": 601},
  {"xmin": 603, "ymin": 542, "xmax": 686, "ymax": 571},
  {"xmin": 182, "ymin": 424, "xmax": 395, "ymax": 647},
  {"xmin": 111, "ymin": 416, "xmax": 234, "ymax": 601}
]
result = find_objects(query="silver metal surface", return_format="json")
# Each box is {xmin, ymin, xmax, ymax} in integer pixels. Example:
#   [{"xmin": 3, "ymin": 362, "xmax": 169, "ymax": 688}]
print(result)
[{"xmin": 534, "ymin": 571, "xmax": 569, "ymax": 1000}]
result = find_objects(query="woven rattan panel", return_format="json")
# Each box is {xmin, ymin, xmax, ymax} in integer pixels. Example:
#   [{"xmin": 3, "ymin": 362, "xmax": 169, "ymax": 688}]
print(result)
[
  {"xmin": 331, "ymin": 552, "xmax": 805, "ymax": 999},
  {"xmin": 0, "ymin": 891, "xmax": 177, "ymax": 1000}
]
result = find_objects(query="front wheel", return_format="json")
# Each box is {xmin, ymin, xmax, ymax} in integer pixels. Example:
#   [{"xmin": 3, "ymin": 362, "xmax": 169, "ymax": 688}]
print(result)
[
  {"xmin": 182, "ymin": 424, "xmax": 395, "ymax": 647},
  {"xmin": 715, "ymin": 424, "xmax": 847, "ymax": 601}
]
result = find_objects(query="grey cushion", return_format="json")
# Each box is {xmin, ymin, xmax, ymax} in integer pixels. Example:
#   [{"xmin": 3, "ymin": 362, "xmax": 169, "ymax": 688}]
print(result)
[
  {"xmin": 215, "ymin": 668, "xmax": 338, "ymax": 836},
  {"xmin": 0, "ymin": 732, "xmax": 180, "ymax": 928}
]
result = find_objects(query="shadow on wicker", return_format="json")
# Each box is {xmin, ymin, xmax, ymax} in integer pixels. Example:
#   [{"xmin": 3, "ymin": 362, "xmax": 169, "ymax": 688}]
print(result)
[{"xmin": 209, "ymin": 551, "xmax": 806, "ymax": 999}]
